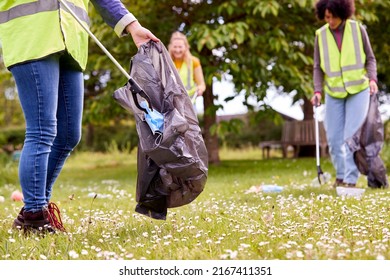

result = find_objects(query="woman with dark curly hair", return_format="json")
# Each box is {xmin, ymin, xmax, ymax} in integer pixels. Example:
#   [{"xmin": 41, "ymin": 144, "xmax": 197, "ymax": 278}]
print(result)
[{"xmin": 311, "ymin": 0, "xmax": 378, "ymax": 189}]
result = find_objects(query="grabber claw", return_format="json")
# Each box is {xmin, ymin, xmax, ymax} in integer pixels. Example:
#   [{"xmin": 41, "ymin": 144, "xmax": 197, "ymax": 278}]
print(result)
[{"xmin": 317, "ymin": 165, "xmax": 324, "ymax": 184}]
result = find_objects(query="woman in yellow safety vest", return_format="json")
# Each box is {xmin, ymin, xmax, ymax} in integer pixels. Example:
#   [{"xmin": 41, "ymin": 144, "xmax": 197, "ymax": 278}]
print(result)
[
  {"xmin": 168, "ymin": 31, "xmax": 206, "ymax": 103},
  {"xmin": 0, "ymin": 0, "xmax": 158, "ymax": 234},
  {"xmin": 311, "ymin": 0, "xmax": 378, "ymax": 189}
]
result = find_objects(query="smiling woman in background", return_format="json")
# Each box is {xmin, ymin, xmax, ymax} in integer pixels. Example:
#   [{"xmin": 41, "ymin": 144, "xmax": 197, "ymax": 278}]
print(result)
[{"xmin": 168, "ymin": 31, "xmax": 206, "ymax": 102}]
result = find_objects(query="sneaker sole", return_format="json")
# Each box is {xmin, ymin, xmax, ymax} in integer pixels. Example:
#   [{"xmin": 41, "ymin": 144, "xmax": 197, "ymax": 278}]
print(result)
[{"xmin": 12, "ymin": 218, "xmax": 24, "ymax": 230}]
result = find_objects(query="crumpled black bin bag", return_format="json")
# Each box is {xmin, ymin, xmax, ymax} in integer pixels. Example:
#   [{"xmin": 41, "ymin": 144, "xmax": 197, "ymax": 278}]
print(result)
[
  {"xmin": 113, "ymin": 41, "xmax": 208, "ymax": 220},
  {"xmin": 346, "ymin": 94, "xmax": 388, "ymax": 188}
]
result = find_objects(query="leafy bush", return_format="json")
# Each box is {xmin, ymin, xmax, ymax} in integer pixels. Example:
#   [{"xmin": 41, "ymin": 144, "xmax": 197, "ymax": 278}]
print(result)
[
  {"xmin": 76, "ymin": 123, "xmax": 138, "ymax": 153},
  {"xmin": 0, "ymin": 123, "xmax": 139, "ymax": 154},
  {"xmin": 0, "ymin": 126, "xmax": 25, "ymax": 152},
  {"xmin": 381, "ymin": 143, "xmax": 390, "ymax": 170},
  {"xmin": 216, "ymin": 111, "xmax": 283, "ymax": 148}
]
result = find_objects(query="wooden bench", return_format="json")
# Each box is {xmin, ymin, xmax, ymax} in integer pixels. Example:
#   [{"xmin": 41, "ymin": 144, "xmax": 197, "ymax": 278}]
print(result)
[
  {"xmin": 259, "ymin": 140, "xmax": 283, "ymax": 159},
  {"xmin": 259, "ymin": 120, "xmax": 328, "ymax": 158},
  {"xmin": 281, "ymin": 119, "xmax": 328, "ymax": 158}
]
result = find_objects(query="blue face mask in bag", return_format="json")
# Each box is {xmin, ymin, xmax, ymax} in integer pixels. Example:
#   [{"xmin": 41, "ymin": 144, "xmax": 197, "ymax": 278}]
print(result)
[{"xmin": 140, "ymin": 100, "xmax": 164, "ymax": 135}]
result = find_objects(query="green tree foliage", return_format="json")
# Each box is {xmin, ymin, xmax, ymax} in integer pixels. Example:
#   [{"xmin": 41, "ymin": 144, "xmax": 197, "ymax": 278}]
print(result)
[
  {"xmin": 353, "ymin": 1, "xmax": 390, "ymax": 119},
  {"xmin": 159, "ymin": 0, "xmax": 320, "ymax": 163},
  {"xmin": 1, "ymin": 0, "xmax": 389, "ymax": 155},
  {"xmin": 72, "ymin": 0, "xmax": 390, "ymax": 159},
  {"xmin": 355, "ymin": 0, "xmax": 390, "ymax": 93},
  {"xmin": 190, "ymin": 0, "xmax": 318, "ymax": 101}
]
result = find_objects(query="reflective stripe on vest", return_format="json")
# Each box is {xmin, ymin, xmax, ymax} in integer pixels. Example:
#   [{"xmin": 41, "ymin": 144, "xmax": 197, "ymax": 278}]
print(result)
[
  {"xmin": 178, "ymin": 60, "xmax": 196, "ymax": 97},
  {"xmin": 317, "ymin": 20, "xmax": 369, "ymax": 98},
  {"xmin": 0, "ymin": 0, "xmax": 89, "ymax": 25},
  {"xmin": 0, "ymin": 0, "xmax": 57, "ymax": 24},
  {"xmin": 0, "ymin": 0, "xmax": 90, "ymax": 69}
]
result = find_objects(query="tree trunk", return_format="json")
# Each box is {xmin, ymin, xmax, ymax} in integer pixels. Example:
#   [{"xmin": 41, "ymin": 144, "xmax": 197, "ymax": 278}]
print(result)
[
  {"xmin": 203, "ymin": 83, "xmax": 220, "ymax": 165},
  {"xmin": 302, "ymin": 96, "xmax": 314, "ymax": 120}
]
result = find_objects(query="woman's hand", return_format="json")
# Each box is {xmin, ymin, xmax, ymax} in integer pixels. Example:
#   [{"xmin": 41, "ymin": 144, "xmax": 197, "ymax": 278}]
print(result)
[
  {"xmin": 311, "ymin": 92, "xmax": 322, "ymax": 106},
  {"xmin": 369, "ymin": 80, "xmax": 378, "ymax": 95},
  {"xmin": 126, "ymin": 21, "xmax": 159, "ymax": 48},
  {"xmin": 194, "ymin": 66, "xmax": 206, "ymax": 96}
]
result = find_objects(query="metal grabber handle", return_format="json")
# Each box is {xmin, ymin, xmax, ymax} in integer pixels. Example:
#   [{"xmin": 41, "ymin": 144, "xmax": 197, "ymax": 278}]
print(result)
[{"xmin": 314, "ymin": 95, "xmax": 324, "ymax": 184}]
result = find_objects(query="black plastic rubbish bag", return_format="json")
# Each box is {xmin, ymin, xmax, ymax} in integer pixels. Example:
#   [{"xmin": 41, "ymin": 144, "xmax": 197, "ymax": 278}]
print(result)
[
  {"xmin": 113, "ymin": 41, "xmax": 208, "ymax": 220},
  {"xmin": 346, "ymin": 94, "xmax": 388, "ymax": 188}
]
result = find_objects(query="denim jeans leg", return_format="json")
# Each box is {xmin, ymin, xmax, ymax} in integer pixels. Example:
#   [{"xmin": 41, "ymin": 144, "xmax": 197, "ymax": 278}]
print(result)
[
  {"xmin": 10, "ymin": 54, "xmax": 84, "ymax": 212},
  {"xmin": 45, "ymin": 61, "xmax": 84, "ymax": 201},
  {"xmin": 324, "ymin": 94, "xmax": 346, "ymax": 180},
  {"xmin": 10, "ymin": 55, "xmax": 60, "ymax": 212},
  {"xmin": 343, "ymin": 88, "xmax": 370, "ymax": 184}
]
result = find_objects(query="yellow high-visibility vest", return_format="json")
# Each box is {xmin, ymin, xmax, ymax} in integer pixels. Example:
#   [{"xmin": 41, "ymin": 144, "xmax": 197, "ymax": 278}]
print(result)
[
  {"xmin": 0, "ymin": 0, "xmax": 89, "ymax": 70},
  {"xmin": 316, "ymin": 19, "xmax": 369, "ymax": 98},
  {"xmin": 178, "ymin": 60, "xmax": 196, "ymax": 97}
]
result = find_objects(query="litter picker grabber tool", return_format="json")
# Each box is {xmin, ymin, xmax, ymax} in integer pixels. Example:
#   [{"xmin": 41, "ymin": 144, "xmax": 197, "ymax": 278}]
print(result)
[
  {"xmin": 58, "ymin": 0, "xmax": 163, "ymax": 134},
  {"xmin": 314, "ymin": 95, "xmax": 324, "ymax": 184}
]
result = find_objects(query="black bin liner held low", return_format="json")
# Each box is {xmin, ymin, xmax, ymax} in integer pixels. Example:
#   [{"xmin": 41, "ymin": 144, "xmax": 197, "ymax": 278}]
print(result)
[
  {"xmin": 113, "ymin": 41, "xmax": 208, "ymax": 220},
  {"xmin": 346, "ymin": 94, "xmax": 388, "ymax": 189}
]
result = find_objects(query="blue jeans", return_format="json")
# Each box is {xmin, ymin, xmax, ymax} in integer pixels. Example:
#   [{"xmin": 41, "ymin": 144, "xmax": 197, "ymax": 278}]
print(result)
[
  {"xmin": 10, "ymin": 53, "xmax": 83, "ymax": 212},
  {"xmin": 324, "ymin": 88, "xmax": 370, "ymax": 184}
]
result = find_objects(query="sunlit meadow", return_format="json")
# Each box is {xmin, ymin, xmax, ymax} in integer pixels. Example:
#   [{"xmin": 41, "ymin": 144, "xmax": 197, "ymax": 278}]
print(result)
[{"xmin": 1, "ymin": 147, "xmax": 390, "ymax": 260}]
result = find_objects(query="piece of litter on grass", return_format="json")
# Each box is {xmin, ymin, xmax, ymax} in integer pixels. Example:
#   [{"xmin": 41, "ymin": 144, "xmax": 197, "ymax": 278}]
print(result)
[
  {"xmin": 262, "ymin": 185, "xmax": 284, "ymax": 193},
  {"xmin": 245, "ymin": 185, "xmax": 284, "ymax": 194},
  {"xmin": 336, "ymin": 187, "xmax": 365, "ymax": 199}
]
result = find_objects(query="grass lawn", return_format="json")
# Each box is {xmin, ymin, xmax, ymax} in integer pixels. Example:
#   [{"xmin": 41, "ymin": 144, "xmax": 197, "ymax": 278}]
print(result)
[{"xmin": 0, "ymin": 147, "xmax": 389, "ymax": 260}]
